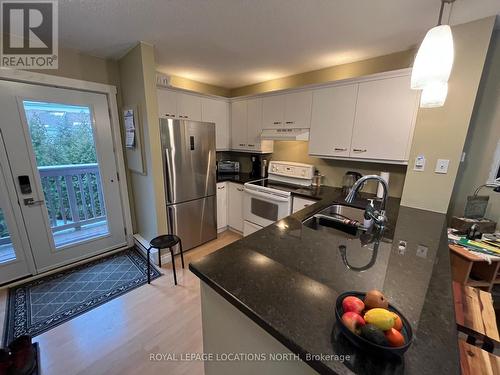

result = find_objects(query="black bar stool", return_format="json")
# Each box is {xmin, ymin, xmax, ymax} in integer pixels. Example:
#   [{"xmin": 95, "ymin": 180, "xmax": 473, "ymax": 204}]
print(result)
[{"xmin": 147, "ymin": 235, "xmax": 184, "ymax": 285}]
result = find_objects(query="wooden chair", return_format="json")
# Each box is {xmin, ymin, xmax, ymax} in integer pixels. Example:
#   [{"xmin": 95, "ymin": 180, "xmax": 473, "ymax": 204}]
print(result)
[
  {"xmin": 459, "ymin": 339, "xmax": 500, "ymax": 375},
  {"xmin": 452, "ymin": 281, "xmax": 500, "ymax": 352}
]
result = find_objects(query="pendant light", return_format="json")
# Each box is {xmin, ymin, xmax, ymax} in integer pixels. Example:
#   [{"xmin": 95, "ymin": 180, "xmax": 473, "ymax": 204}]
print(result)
[{"xmin": 411, "ymin": 0, "xmax": 455, "ymax": 108}]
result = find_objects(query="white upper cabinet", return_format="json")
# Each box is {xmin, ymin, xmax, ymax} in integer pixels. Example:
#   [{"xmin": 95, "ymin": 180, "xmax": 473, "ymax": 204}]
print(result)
[
  {"xmin": 350, "ymin": 75, "xmax": 418, "ymax": 161},
  {"xmin": 309, "ymin": 85, "xmax": 358, "ymax": 157},
  {"xmin": 246, "ymin": 98, "xmax": 263, "ymax": 150},
  {"xmin": 202, "ymin": 98, "xmax": 230, "ymax": 150},
  {"xmin": 231, "ymin": 100, "xmax": 247, "ymax": 150},
  {"xmin": 230, "ymin": 99, "xmax": 273, "ymax": 153},
  {"xmin": 262, "ymin": 95, "xmax": 285, "ymax": 129},
  {"xmin": 284, "ymin": 91, "xmax": 313, "ymax": 129},
  {"xmin": 177, "ymin": 92, "xmax": 202, "ymax": 121},
  {"xmin": 157, "ymin": 89, "xmax": 177, "ymax": 118},
  {"xmin": 262, "ymin": 91, "xmax": 312, "ymax": 129}
]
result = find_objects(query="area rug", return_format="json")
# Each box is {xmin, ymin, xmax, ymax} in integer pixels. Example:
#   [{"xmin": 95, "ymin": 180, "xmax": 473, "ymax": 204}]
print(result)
[{"xmin": 3, "ymin": 247, "xmax": 161, "ymax": 345}]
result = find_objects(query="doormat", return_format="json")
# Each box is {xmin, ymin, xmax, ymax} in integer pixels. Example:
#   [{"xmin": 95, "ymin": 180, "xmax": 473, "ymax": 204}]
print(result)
[{"xmin": 3, "ymin": 247, "xmax": 161, "ymax": 345}]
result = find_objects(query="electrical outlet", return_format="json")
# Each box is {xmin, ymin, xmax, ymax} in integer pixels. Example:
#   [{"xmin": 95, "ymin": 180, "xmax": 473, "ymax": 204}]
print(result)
[
  {"xmin": 416, "ymin": 245, "xmax": 428, "ymax": 259},
  {"xmin": 435, "ymin": 159, "xmax": 450, "ymax": 174}
]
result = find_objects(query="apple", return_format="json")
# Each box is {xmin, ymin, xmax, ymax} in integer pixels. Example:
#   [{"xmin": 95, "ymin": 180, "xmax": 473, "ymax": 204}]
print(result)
[
  {"xmin": 342, "ymin": 312, "xmax": 366, "ymax": 334},
  {"xmin": 342, "ymin": 296, "xmax": 365, "ymax": 314}
]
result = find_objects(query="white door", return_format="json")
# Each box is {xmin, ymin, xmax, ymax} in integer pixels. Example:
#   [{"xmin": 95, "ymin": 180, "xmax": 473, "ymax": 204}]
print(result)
[
  {"xmin": 246, "ymin": 98, "xmax": 263, "ymax": 151},
  {"xmin": 177, "ymin": 93, "xmax": 201, "ymax": 121},
  {"xmin": 262, "ymin": 95, "xmax": 284, "ymax": 129},
  {"xmin": 0, "ymin": 80, "xmax": 127, "ymax": 273},
  {"xmin": 351, "ymin": 76, "xmax": 419, "ymax": 161},
  {"xmin": 227, "ymin": 182, "xmax": 244, "ymax": 232},
  {"xmin": 157, "ymin": 88, "xmax": 177, "ymax": 118},
  {"xmin": 231, "ymin": 101, "xmax": 247, "ymax": 150},
  {"xmin": 202, "ymin": 98, "xmax": 229, "ymax": 151},
  {"xmin": 0, "ymin": 132, "xmax": 33, "ymax": 283},
  {"xmin": 216, "ymin": 182, "xmax": 227, "ymax": 230},
  {"xmin": 308, "ymin": 85, "xmax": 358, "ymax": 157},
  {"xmin": 284, "ymin": 91, "xmax": 312, "ymax": 129}
]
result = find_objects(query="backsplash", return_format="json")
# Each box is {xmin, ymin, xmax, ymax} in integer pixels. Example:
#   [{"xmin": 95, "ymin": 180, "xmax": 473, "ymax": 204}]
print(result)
[{"xmin": 218, "ymin": 141, "xmax": 407, "ymax": 197}]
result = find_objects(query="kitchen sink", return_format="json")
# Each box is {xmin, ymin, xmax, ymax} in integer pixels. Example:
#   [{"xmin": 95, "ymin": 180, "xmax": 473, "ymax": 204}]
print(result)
[{"xmin": 302, "ymin": 204, "xmax": 366, "ymax": 236}]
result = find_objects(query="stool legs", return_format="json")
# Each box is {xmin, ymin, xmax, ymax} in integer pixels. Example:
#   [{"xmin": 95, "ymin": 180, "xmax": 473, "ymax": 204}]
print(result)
[
  {"xmin": 158, "ymin": 248, "xmax": 162, "ymax": 268},
  {"xmin": 179, "ymin": 239, "xmax": 185, "ymax": 269},
  {"xmin": 147, "ymin": 247, "xmax": 151, "ymax": 284},
  {"xmin": 170, "ymin": 247, "xmax": 177, "ymax": 285}
]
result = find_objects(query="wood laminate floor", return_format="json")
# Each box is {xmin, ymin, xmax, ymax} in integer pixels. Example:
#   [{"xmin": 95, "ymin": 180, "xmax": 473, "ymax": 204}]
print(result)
[{"xmin": 0, "ymin": 230, "xmax": 241, "ymax": 375}]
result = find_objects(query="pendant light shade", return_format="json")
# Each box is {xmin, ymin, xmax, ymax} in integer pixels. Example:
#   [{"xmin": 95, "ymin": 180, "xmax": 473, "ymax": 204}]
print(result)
[
  {"xmin": 411, "ymin": 25, "xmax": 454, "ymax": 90},
  {"xmin": 420, "ymin": 81, "xmax": 448, "ymax": 108}
]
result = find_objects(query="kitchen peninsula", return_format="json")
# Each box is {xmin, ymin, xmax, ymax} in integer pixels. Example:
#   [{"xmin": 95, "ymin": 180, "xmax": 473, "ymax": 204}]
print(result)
[{"xmin": 190, "ymin": 190, "xmax": 458, "ymax": 374}]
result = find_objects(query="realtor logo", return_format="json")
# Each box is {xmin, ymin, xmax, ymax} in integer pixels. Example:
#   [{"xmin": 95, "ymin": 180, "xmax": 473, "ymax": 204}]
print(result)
[{"xmin": 1, "ymin": 0, "xmax": 58, "ymax": 69}]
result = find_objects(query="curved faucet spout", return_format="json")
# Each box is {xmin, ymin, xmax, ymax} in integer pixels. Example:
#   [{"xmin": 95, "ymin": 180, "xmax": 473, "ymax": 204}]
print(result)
[{"xmin": 345, "ymin": 174, "xmax": 388, "ymax": 212}]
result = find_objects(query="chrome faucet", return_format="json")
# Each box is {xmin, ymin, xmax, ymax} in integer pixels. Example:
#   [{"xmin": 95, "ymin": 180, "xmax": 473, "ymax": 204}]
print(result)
[{"xmin": 345, "ymin": 175, "xmax": 388, "ymax": 228}]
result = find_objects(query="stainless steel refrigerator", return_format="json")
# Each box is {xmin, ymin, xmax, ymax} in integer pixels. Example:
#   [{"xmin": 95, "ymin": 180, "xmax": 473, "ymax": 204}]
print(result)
[{"xmin": 160, "ymin": 118, "xmax": 217, "ymax": 251}]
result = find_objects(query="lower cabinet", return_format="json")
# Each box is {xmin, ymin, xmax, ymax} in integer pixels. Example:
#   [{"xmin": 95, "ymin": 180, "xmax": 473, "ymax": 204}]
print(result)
[
  {"xmin": 216, "ymin": 182, "xmax": 227, "ymax": 231},
  {"xmin": 292, "ymin": 196, "xmax": 316, "ymax": 213},
  {"xmin": 227, "ymin": 182, "xmax": 244, "ymax": 232}
]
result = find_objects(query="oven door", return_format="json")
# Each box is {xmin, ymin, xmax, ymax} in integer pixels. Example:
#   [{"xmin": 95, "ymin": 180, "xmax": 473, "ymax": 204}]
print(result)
[{"xmin": 243, "ymin": 187, "xmax": 291, "ymax": 227}]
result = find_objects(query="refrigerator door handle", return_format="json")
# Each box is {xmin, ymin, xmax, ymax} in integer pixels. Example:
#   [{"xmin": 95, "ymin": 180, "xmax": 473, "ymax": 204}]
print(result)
[
  {"xmin": 164, "ymin": 148, "xmax": 174, "ymax": 204},
  {"xmin": 167, "ymin": 205, "xmax": 176, "ymax": 234}
]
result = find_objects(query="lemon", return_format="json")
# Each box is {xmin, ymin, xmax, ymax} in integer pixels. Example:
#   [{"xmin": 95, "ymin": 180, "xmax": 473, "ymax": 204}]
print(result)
[{"xmin": 364, "ymin": 308, "xmax": 395, "ymax": 331}]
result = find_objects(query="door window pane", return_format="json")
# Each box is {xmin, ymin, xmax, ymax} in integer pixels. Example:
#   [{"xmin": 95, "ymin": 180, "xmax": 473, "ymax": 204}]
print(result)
[
  {"xmin": 0, "ymin": 208, "xmax": 15, "ymax": 264},
  {"xmin": 23, "ymin": 101, "xmax": 109, "ymax": 248}
]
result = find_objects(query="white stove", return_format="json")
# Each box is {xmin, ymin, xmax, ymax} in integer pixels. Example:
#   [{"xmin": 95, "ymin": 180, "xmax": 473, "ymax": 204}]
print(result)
[{"xmin": 242, "ymin": 161, "xmax": 315, "ymax": 236}]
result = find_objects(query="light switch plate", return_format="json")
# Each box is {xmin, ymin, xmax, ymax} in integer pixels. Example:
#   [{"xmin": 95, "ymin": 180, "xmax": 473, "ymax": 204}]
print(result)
[{"xmin": 435, "ymin": 159, "xmax": 450, "ymax": 174}]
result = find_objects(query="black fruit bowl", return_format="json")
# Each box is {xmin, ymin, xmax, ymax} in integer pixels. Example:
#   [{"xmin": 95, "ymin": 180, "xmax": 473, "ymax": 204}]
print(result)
[{"xmin": 335, "ymin": 291, "xmax": 413, "ymax": 356}]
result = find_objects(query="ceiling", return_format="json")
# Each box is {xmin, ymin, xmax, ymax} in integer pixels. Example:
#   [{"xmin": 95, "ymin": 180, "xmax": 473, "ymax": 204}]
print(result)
[{"xmin": 58, "ymin": 0, "xmax": 500, "ymax": 88}]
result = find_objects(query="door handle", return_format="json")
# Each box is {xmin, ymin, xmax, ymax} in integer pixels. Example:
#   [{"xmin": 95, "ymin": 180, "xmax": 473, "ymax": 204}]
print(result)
[
  {"xmin": 164, "ymin": 149, "xmax": 175, "ymax": 204},
  {"xmin": 24, "ymin": 198, "xmax": 44, "ymax": 206}
]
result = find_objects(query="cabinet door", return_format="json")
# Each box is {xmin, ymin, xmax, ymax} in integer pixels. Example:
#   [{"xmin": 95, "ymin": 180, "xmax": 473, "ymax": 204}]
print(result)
[
  {"xmin": 246, "ymin": 98, "xmax": 263, "ymax": 150},
  {"xmin": 202, "ymin": 98, "xmax": 230, "ymax": 150},
  {"xmin": 284, "ymin": 91, "xmax": 312, "ymax": 129},
  {"xmin": 177, "ymin": 93, "xmax": 202, "ymax": 121},
  {"xmin": 157, "ymin": 89, "xmax": 177, "ymax": 118},
  {"xmin": 231, "ymin": 101, "xmax": 247, "ymax": 150},
  {"xmin": 216, "ymin": 182, "xmax": 227, "ymax": 230},
  {"xmin": 308, "ymin": 85, "xmax": 358, "ymax": 157},
  {"xmin": 351, "ymin": 75, "xmax": 418, "ymax": 161},
  {"xmin": 262, "ymin": 95, "xmax": 284, "ymax": 129},
  {"xmin": 227, "ymin": 183, "xmax": 244, "ymax": 232}
]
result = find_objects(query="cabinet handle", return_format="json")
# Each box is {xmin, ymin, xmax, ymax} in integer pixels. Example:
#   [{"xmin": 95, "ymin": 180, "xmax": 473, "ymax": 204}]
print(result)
[
  {"xmin": 334, "ymin": 148, "xmax": 347, "ymax": 151},
  {"xmin": 285, "ymin": 121, "xmax": 294, "ymax": 124},
  {"xmin": 239, "ymin": 143, "xmax": 246, "ymax": 147},
  {"xmin": 247, "ymin": 144, "xmax": 255, "ymax": 147},
  {"xmin": 273, "ymin": 121, "xmax": 281, "ymax": 125},
  {"xmin": 237, "ymin": 187, "xmax": 244, "ymax": 192},
  {"xmin": 217, "ymin": 186, "xmax": 225, "ymax": 190},
  {"xmin": 352, "ymin": 148, "xmax": 367, "ymax": 153}
]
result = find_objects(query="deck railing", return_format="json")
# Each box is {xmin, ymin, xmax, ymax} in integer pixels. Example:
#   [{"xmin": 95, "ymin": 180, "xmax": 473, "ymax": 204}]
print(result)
[{"xmin": 38, "ymin": 163, "xmax": 107, "ymax": 233}]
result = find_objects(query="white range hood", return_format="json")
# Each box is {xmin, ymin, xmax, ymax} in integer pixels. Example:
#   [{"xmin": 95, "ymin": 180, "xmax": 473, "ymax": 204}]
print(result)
[{"xmin": 260, "ymin": 128, "xmax": 310, "ymax": 141}]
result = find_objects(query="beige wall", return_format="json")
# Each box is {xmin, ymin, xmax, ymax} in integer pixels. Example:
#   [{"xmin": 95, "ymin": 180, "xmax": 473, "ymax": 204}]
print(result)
[
  {"xmin": 230, "ymin": 49, "xmax": 415, "ymax": 97},
  {"xmin": 449, "ymin": 30, "xmax": 500, "ymax": 226},
  {"xmin": 33, "ymin": 46, "xmax": 121, "ymax": 87},
  {"xmin": 119, "ymin": 43, "xmax": 166, "ymax": 240},
  {"xmin": 401, "ymin": 17, "xmax": 496, "ymax": 213}
]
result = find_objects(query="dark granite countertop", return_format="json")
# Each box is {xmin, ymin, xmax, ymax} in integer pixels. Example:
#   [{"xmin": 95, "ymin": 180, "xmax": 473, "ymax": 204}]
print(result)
[{"xmin": 190, "ymin": 190, "xmax": 459, "ymax": 374}]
